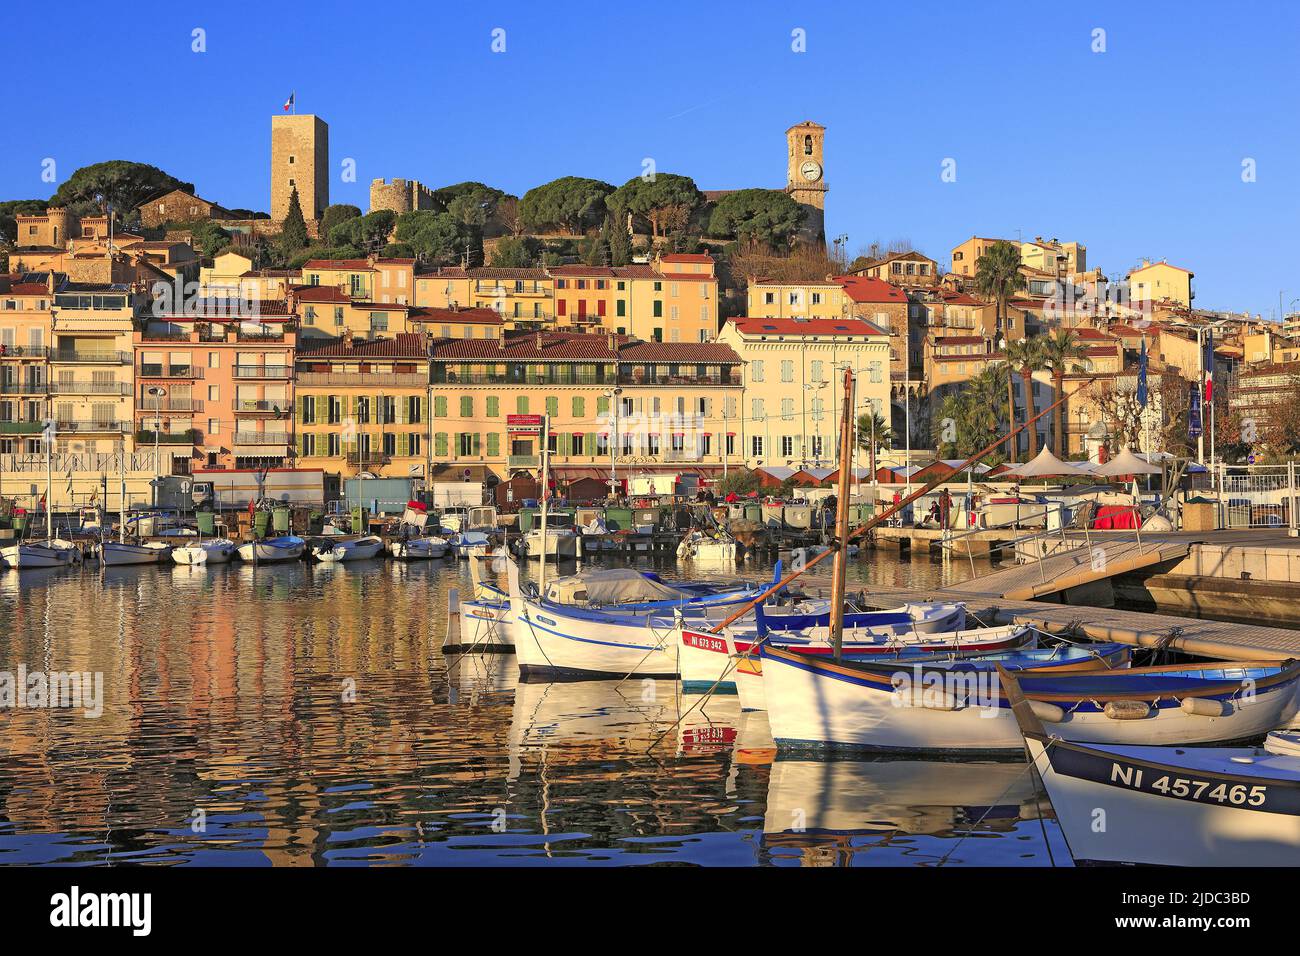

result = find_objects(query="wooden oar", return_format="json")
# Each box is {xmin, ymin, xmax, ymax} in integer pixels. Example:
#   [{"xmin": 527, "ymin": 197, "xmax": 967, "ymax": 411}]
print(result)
[{"xmin": 707, "ymin": 379, "xmax": 1096, "ymax": 634}]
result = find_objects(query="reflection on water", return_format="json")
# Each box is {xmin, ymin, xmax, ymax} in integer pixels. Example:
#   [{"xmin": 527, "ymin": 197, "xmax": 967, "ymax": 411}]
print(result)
[{"xmin": 0, "ymin": 550, "xmax": 1069, "ymax": 866}]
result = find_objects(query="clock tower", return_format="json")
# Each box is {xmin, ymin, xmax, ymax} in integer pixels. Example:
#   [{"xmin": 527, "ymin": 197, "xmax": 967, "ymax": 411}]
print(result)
[{"xmin": 786, "ymin": 120, "xmax": 826, "ymax": 244}]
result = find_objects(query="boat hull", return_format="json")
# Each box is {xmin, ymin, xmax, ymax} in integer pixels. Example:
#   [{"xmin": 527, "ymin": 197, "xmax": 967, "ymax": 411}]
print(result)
[
  {"xmin": 1026, "ymin": 735, "xmax": 1300, "ymax": 865},
  {"xmin": 762, "ymin": 650, "xmax": 1300, "ymax": 753},
  {"xmin": 513, "ymin": 601, "xmax": 680, "ymax": 680},
  {"xmin": 236, "ymin": 538, "xmax": 306, "ymax": 563},
  {"xmin": 315, "ymin": 536, "xmax": 385, "ymax": 562},
  {"xmin": 386, "ymin": 536, "xmax": 448, "ymax": 560},
  {"xmin": 1, "ymin": 542, "xmax": 81, "ymax": 569},
  {"xmin": 173, "ymin": 539, "xmax": 237, "ymax": 564},
  {"xmin": 100, "ymin": 542, "xmax": 173, "ymax": 566}
]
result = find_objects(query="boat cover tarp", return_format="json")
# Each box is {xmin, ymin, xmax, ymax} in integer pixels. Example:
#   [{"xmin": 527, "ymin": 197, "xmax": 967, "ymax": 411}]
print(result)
[{"xmin": 549, "ymin": 568, "xmax": 694, "ymax": 604}]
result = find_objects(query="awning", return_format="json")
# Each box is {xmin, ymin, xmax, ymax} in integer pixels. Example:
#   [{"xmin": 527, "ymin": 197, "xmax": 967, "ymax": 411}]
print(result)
[{"xmin": 428, "ymin": 463, "xmax": 496, "ymax": 483}]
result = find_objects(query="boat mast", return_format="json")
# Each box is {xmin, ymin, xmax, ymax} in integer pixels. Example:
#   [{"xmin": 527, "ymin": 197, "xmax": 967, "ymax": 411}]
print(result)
[
  {"xmin": 828, "ymin": 368, "xmax": 854, "ymax": 662},
  {"xmin": 119, "ymin": 445, "xmax": 127, "ymax": 543},
  {"xmin": 44, "ymin": 418, "xmax": 53, "ymax": 539},
  {"xmin": 538, "ymin": 413, "xmax": 550, "ymax": 594}
]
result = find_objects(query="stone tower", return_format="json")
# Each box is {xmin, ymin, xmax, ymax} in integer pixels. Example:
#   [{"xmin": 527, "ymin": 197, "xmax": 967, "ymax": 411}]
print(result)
[
  {"xmin": 785, "ymin": 120, "xmax": 826, "ymax": 244},
  {"xmin": 271, "ymin": 114, "xmax": 329, "ymax": 222}
]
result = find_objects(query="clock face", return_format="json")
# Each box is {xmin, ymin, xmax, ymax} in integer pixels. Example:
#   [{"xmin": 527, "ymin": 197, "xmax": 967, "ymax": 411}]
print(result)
[{"xmin": 800, "ymin": 160, "xmax": 822, "ymax": 182}]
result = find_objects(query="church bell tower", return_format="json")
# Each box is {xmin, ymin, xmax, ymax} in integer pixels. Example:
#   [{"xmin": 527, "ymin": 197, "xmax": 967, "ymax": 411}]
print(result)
[{"xmin": 785, "ymin": 120, "xmax": 826, "ymax": 244}]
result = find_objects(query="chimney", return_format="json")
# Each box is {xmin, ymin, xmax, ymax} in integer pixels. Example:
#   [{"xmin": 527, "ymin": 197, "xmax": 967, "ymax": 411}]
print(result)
[
  {"xmin": 536, "ymin": 331, "xmax": 543, "ymax": 350},
  {"xmin": 497, "ymin": 333, "xmax": 505, "ymax": 351},
  {"xmin": 607, "ymin": 332, "xmax": 615, "ymax": 351},
  {"xmin": 342, "ymin": 327, "xmax": 354, "ymax": 350}
]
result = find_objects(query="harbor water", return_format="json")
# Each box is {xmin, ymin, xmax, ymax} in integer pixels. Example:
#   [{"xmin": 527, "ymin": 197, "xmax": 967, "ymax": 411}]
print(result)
[{"xmin": 0, "ymin": 552, "xmax": 1070, "ymax": 866}]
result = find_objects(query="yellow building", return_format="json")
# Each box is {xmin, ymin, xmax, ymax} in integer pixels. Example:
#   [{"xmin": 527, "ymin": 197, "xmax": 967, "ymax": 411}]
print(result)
[
  {"xmin": 1019, "ymin": 237, "xmax": 1087, "ymax": 276},
  {"xmin": 717, "ymin": 317, "xmax": 891, "ymax": 468},
  {"xmin": 198, "ymin": 250, "xmax": 296, "ymax": 300},
  {"xmin": 1128, "ymin": 260, "xmax": 1194, "ymax": 307},
  {"xmin": 950, "ymin": 236, "xmax": 1012, "ymax": 278},
  {"xmin": 427, "ymin": 330, "xmax": 741, "ymax": 482},
  {"xmin": 294, "ymin": 332, "xmax": 430, "ymax": 479},
  {"xmin": 0, "ymin": 274, "xmax": 55, "ymax": 453},
  {"xmin": 747, "ymin": 279, "xmax": 847, "ymax": 320},
  {"xmin": 621, "ymin": 254, "xmax": 718, "ymax": 343}
]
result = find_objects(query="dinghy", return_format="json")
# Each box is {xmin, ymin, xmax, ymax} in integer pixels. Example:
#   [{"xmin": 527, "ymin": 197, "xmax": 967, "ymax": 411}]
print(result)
[
  {"xmin": 387, "ymin": 535, "xmax": 448, "ymax": 560},
  {"xmin": 761, "ymin": 650, "xmax": 1300, "ymax": 753},
  {"xmin": 447, "ymin": 530, "xmax": 490, "ymax": 558},
  {"xmin": 314, "ymin": 535, "xmax": 384, "ymax": 562},
  {"xmin": 172, "ymin": 538, "xmax": 238, "ymax": 564},
  {"xmin": 99, "ymin": 540, "xmax": 173, "ymax": 565},
  {"xmin": 1, "ymin": 538, "xmax": 82, "ymax": 569},
  {"xmin": 237, "ymin": 535, "xmax": 306, "ymax": 563},
  {"xmin": 677, "ymin": 530, "xmax": 738, "ymax": 564},
  {"xmin": 1002, "ymin": 666, "xmax": 1300, "ymax": 866}
]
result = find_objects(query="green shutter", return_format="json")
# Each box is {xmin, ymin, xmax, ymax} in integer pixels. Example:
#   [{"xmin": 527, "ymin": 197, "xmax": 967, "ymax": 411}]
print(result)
[
  {"xmin": 460, "ymin": 395, "xmax": 473, "ymax": 418},
  {"xmin": 397, "ymin": 432, "xmax": 409, "ymax": 457},
  {"xmin": 546, "ymin": 396, "xmax": 558, "ymax": 417},
  {"xmin": 486, "ymin": 432, "xmax": 499, "ymax": 457},
  {"xmin": 435, "ymin": 395, "xmax": 447, "ymax": 417},
  {"xmin": 572, "ymin": 396, "xmax": 584, "ymax": 418},
  {"xmin": 486, "ymin": 395, "xmax": 499, "ymax": 418},
  {"xmin": 453, "ymin": 432, "xmax": 461, "ymax": 457},
  {"xmin": 472, "ymin": 433, "xmax": 481, "ymax": 456},
  {"xmin": 296, "ymin": 394, "xmax": 305, "ymax": 423},
  {"xmin": 435, "ymin": 432, "xmax": 448, "ymax": 457},
  {"xmin": 597, "ymin": 395, "xmax": 609, "ymax": 415},
  {"xmin": 516, "ymin": 395, "xmax": 528, "ymax": 414}
]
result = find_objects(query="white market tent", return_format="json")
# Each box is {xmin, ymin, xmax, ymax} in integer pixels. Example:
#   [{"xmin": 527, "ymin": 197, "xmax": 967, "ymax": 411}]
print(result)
[
  {"xmin": 999, "ymin": 446, "xmax": 1093, "ymax": 479},
  {"xmin": 1093, "ymin": 447, "xmax": 1163, "ymax": 477}
]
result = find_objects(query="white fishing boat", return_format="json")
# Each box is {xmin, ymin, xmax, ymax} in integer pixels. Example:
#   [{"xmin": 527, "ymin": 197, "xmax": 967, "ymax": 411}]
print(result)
[
  {"xmin": 507, "ymin": 560, "xmax": 682, "ymax": 679},
  {"xmin": 99, "ymin": 540, "xmax": 173, "ymax": 566},
  {"xmin": 447, "ymin": 530, "xmax": 490, "ymax": 558},
  {"xmin": 236, "ymin": 535, "xmax": 306, "ymax": 563},
  {"xmin": 522, "ymin": 526, "xmax": 581, "ymax": 560},
  {"xmin": 0, "ymin": 538, "xmax": 81, "ymax": 569},
  {"xmin": 387, "ymin": 535, "xmax": 449, "ymax": 560},
  {"xmin": 760, "ymin": 649, "xmax": 1300, "ymax": 753},
  {"xmin": 314, "ymin": 535, "xmax": 384, "ymax": 562},
  {"xmin": 172, "ymin": 538, "xmax": 238, "ymax": 564},
  {"xmin": 1004, "ymin": 668, "xmax": 1300, "ymax": 866},
  {"xmin": 676, "ymin": 529, "xmax": 737, "ymax": 564}
]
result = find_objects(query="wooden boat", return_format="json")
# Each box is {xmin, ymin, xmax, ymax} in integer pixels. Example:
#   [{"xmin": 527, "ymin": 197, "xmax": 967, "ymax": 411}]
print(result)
[
  {"xmin": 172, "ymin": 538, "xmax": 237, "ymax": 564},
  {"xmin": 1, "ymin": 538, "xmax": 82, "ymax": 569},
  {"xmin": 99, "ymin": 540, "xmax": 173, "ymax": 566},
  {"xmin": 1002, "ymin": 666, "xmax": 1300, "ymax": 866},
  {"xmin": 678, "ymin": 611, "xmax": 1012, "ymax": 696},
  {"xmin": 313, "ymin": 535, "xmax": 384, "ymax": 562},
  {"xmin": 387, "ymin": 535, "xmax": 449, "ymax": 560},
  {"xmin": 236, "ymin": 535, "xmax": 306, "ymax": 563},
  {"xmin": 761, "ymin": 648, "xmax": 1300, "ymax": 753}
]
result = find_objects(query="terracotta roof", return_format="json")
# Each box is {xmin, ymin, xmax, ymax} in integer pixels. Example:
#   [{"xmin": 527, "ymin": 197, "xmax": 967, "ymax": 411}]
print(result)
[
  {"xmin": 468, "ymin": 267, "xmax": 549, "ymax": 280},
  {"xmin": 659, "ymin": 253, "xmax": 714, "ymax": 263},
  {"xmin": 611, "ymin": 265, "xmax": 658, "ymax": 279},
  {"xmin": 834, "ymin": 275, "xmax": 907, "ymax": 304},
  {"xmin": 619, "ymin": 341, "xmax": 739, "ymax": 363},
  {"xmin": 297, "ymin": 333, "xmax": 427, "ymax": 359},
  {"xmin": 657, "ymin": 272, "xmax": 716, "ymax": 282},
  {"xmin": 302, "ymin": 259, "xmax": 374, "ymax": 271},
  {"xmin": 728, "ymin": 317, "xmax": 889, "ymax": 337},
  {"xmin": 1129, "ymin": 261, "xmax": 1193, "ymax": 276},
  {"xmin": 291, "ymin": 285, "xmax": 352, "ymax": 303},
  {"xmin": 429, "ymin": 330, "xmax": 622, "ymax": 361},
  {"xmin": 374, "ymin": 258, "xmax": 415, "ymax": 266},
  {"xmin": 408, "ymin": 307, "xmax": 504, "ymax": 325},
  {"xmin": 417, "ymin": 265, "xmax": 468, "ymax": 278},
  {"xmin": 934, "ymin": 335, "xmax": 986, "ymax": 345},
  {"xmin": 548, "ymin": 265, "xmax": 617, "ymax": 277},
  {"xmin": 153, "ymin": 299, "xmax": 292, "ymax": 319}
]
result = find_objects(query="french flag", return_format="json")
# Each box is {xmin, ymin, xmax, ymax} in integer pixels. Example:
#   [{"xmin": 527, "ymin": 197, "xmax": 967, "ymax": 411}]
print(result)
[{"xmin": 282, "ymin": 91, "xmax": 295, "ymax": 112}]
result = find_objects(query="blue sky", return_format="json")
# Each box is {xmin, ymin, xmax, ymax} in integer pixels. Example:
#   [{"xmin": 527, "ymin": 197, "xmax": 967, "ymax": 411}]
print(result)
[{"xmin": 3, "ymin": 1, "xmax": 1297, "ymax": 317}]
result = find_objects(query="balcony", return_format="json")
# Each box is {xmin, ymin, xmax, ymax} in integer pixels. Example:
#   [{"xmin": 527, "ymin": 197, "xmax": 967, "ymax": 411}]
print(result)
[
  {"xmin": 139, "ymin": 364, "xmax": 204, "ymax": 379},
  {"xmin": 52, "ymin": 349, "xmax": 131, "ymax": 364},
  {"xmin": 50, "ymin": 381, "xmax": 132, "ymax": 395},
  {"xmin": 507, "ymin": 454, "xmax": 540, "ymax": 469},
  {"xmin": 234, "ymin": 431, "xmax": 291, "ymax": 445},
  {"xmin": 0, "ymin": 381, "xmax": 48, "ymax": 394},
  {"xmin": 55, "ymin": 420, "xmax": 129, "ymax": 433},
  {"xmin": 234, "ymin": 400, "xmax": 289, "ymax": 417},
  {"xmin": 136, "ymin": 429, "xmax": 198, "ymax": 444},
  {"xmin": 616, "ymin": 372, "xmax": 739, "ymax": 387},
  {"xmin": 233, "ymin": 365, "xmax": 291, "ymax": 379},
  {"xmin": 0, "ymin": 421, "xmax": 44, "ymax": 435},
  {"xmin": 296, "ymin": 371, "xmax": 426, "ymax": 387},
  {"xmin": 346, "ymin": 452, "xmax": 392, "ymax": 467},
  {"xmin": 140, "ymin": 399, "xmax": 202, "ymax": 413},
  {"xmin": 0, "ymin": 346, "xmax": 48, "ymax": 359}
]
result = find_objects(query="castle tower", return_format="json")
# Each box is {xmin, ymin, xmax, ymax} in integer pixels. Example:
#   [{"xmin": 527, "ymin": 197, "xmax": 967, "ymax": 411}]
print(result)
[
  {"xmin": 271, "ymin": 114, "xmax": 329, "ymax": 222},
  {"xmin": 785, "ymin": 120, "xmax": 827, "ymax": 244}
]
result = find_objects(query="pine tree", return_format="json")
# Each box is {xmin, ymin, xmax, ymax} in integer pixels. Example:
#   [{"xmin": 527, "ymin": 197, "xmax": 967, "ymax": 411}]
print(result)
[
  {"xmin": 279, "ymin": 187, "xmax": 309, "ymax": 252},
  {"xmin": 607, "ymin": 215, "xmax": 632, "ymax": 266}
]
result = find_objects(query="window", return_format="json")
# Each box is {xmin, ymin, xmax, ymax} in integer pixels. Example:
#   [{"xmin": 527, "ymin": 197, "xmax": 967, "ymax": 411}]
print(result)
[
  {"xmin": 781, "ymin": 398, "xmax": 794, "ymax": 421},
  {"xmin": 328, "ymin": 432, "xmax": 341, "ymax": 457},
  {"xmin": 811, "ymin": 292, "xmax": 822, "ymax": 305},
  {"xmin": 301, "ymin": 396, "xmax": 316, "ymax": 424},
  {"xmin": 369, "ymin": 312, "xmax": 388, "ymax": 332},
  {"xmin": 781, "ymin": 360, "xmax": 793, "ymax": 382},
  {"xmin": 486, "ymin": 396, "xmax": 499, "ymax": 417},
  {"xmin": 460, "ymin": 395, "xmax": 473, "ymax": 418},
  {"xmin": 782, "ymin": 436, "xmax": 794, "ymax": 457},
  {"xmin": 208, "ymin": 418, "xmax": 220, "ymax": 435},
  {"xmin": 751, "ymin": 435, "xmax": 764, "ymax": 457},
  {"xmin": 810, "ymin": 360, "xmax": 823, "ymax": 382},
  {"xmin": 751, "ymin": 361, "xmax": 764, "ymax": 382},
  {"xmin": 570, "ymin": 434, "xmax": 584, "ymax": 456},
  {"xmin": 459, "ymin": 433, "xmax": 476, "ymax": 456},
  {"xmin": 434, "ymin": 396, "xmax": 447, "ymax": 417},
  {"xmin": 751, "ymin": 398, "xmax": 765, "ymax": 420},
  {"xmin": 302, "ymin": 433, "xmax": 316, "ymax": 456},
  {"xmin": 409, "ymin": 433, "xmax": 421, "ymax": 456},
  {"xmin": 764, "ymin": 292, "xmax": 775, "ymax": 305},
  {"xmin": 334, "ymin": 307, "xmax": 344, "ymax": 326}
]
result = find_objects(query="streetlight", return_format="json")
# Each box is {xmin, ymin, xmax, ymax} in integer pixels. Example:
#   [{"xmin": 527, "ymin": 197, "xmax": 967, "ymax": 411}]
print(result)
[
  {"xmin": 606, "ymin": 386, "xmax": 623, "ymax": 499},
  {"xmin": 146, "ymin": 386, "xmax": 166, "ymax": 507}
]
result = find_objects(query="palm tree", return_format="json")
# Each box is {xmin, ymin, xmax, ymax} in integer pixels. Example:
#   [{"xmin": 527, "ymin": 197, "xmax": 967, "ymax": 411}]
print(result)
[
  {"xmin": 1041, "ymin": 330, "xmax": 1089, "ymax": 458},
  {"xmin": 856, "ymin": 410, "xmax": 894, "ymax": 476},
  {"xmin": 974, "ymin": 240, "xmax": 1027, "ymax": 339},
  {"xmin": 1004, "ymin": 338, "xmax": 1046, "ymax": 457}
]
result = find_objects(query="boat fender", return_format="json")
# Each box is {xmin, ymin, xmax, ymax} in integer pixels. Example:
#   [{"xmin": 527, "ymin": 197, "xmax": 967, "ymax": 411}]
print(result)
[
  {"xmin": 1028, "ymin": 700, "xmax": 1065, "ymax": 724},
  {"xmin": 1180, "ymin": 696, "xmax": 1229, "ymax": 718},
  {"xmin": 1104, "ymin": 700, "xmax": 1151, "ymax": 720}
]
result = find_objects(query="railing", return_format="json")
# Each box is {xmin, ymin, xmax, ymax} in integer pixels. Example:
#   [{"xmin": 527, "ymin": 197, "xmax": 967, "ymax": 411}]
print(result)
[
  {"xmin": 139, "ymin": 364, "xmax": 204, "ymax": 379},
  {"xmin": 616, "ymin": 373, "xmax": 739, "ymax": 387},
  {"xmin": 0, "ymin": 421, "xmax": 44, "ymax": 434},
  {"xmin": 236, "ymin": 332, "xmax": 287, "ymax": 342},
  {"xmin": 0, "ymin": 346, "xmax": 49, "ymax": 358},
  {"xmin": 234, "ymin": 431, "xmax": 291, "ymax": 445},
  {"xmin": 346, "ymin": 452, "xmax": 392, "ymax": 467},
  {"xmin": 50, "ymin": 381, "xmax": 132, "ymax": 395},
  {"xmin": 140, "ymin": 399, "xmax": 202, "ymax": 413},
  {"xmin": 296, "ymin": 372, "xmax": 426, "ymax": 387},
  {"xmin": 55, "ymin": 420, "xmax": 129, "ymax": 433},
  {"xmin": 1216, "ymin": 463, "xmax": 1297, "ymax": 530},
  {"xmin": 233, "ymin": 365, "xmax": 291, "ymax": 379},
  {"xmin": 235, "ymin": 400, "xmax": 288, "ymax": 416},
  {"xmin": 52, "ymin": 350, "xmax": 132, "ymax": 364},
  {"xmin": 0, "ymin": 381, "xmax": 48, "ymax": 394},
  {"xmin": 432, "ymin": 372, "xmax": 612, "ymax": 386},
  {"xmin": 139, "ymin": 332, "xmax": 194, "ymax": 342},
  {"xmin": 136, "ymin": 429, "xmax": 198, "ymax": 444}
]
